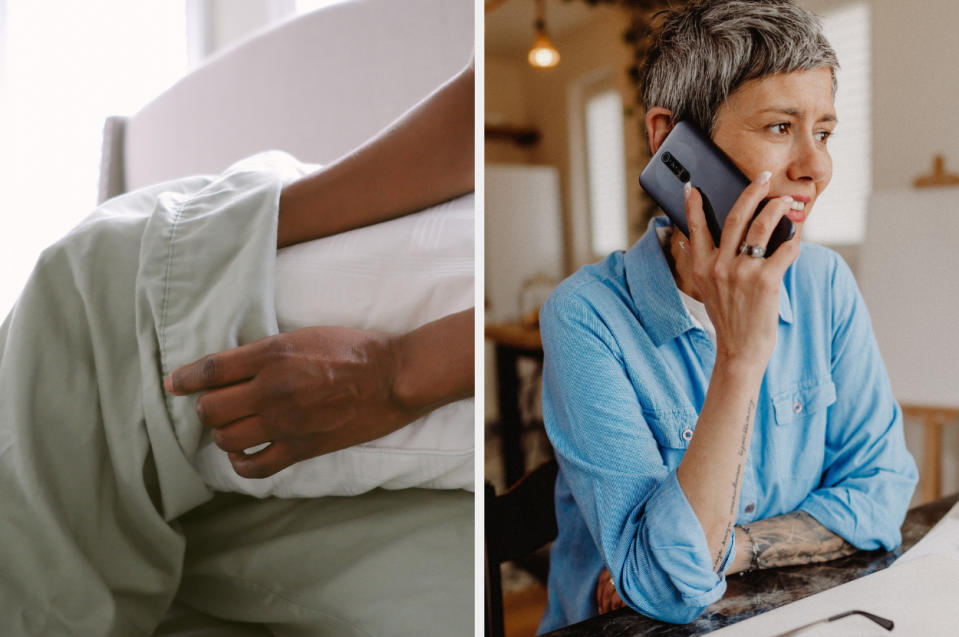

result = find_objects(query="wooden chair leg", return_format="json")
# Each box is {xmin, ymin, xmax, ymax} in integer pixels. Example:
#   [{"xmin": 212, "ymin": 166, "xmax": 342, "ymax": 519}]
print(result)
[{"xmin": 922, "ymin": 418, "xmax": 943, "ymax": 504}]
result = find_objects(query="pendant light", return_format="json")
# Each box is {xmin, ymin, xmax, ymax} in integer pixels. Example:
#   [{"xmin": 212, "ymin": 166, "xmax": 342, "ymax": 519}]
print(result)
[{"xmin": 528, "ymin": 0, "xmax": 560, "ymax": 68}]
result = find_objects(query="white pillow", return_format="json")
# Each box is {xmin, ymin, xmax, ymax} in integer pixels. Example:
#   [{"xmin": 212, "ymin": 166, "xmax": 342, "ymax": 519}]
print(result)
[{"xmin": 193, "ymin": 192, "xmax": 474, "ymax": 497}]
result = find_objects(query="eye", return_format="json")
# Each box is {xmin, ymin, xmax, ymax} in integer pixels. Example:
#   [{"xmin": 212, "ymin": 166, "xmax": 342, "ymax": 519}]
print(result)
[
  {"xmin": 768, "ymin": 122, "xmax": 790, "ymax": 135},
  {"xmin": 815, "ymin": 129, "xmax": 833, "ymax": 144}
]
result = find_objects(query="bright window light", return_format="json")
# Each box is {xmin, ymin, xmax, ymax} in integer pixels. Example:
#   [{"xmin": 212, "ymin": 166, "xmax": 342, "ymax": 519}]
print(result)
[
  {"xmin": 585, "ymin": 88, "xmax": 629, "ymax": 256},
  {"xmin": 0, "ymin": 1, "xmax": 188, "ymax": 316},
  {"xmin": 803, "ymin": 1, "xmax": 871, "ymax": 246}
]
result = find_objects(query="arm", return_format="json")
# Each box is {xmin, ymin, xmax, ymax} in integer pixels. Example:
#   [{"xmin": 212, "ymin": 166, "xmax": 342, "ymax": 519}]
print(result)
[
  {"xmin": 165, "ymin": 308, "xmax": 473, "ymax": 478},
  {"xmin": 276, "ymin": 58, "xmax": 474, "ymax": 247},
  {"xmin": 729, "ymin": 511, "xmax": 857, "ymax": 574},
  {"xmin": 676, "ymin": 180, "xmax": 800, "ymax": 569},
  {"xmin": 598, "ymin": 511, "xmax": 856, "ymax": 612},
  {"xmin": 541, "ymin": 292, "xmax": 733, "ymax": 625}
]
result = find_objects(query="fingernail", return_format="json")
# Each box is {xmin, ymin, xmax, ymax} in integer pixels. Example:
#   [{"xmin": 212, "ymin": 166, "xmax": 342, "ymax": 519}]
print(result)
[
  {"xmin": 758, "ymin": 170, "xmax": 772, "ymax": 185},
  {"xmin": 683, "ymin": 181, "xmax": 692, "ymax": 199},
  {"xmin": 678, "ymin": 239, "xmax": 688, "ymax": 253},
  {"xmin": 163, "ymin": 375, "xmax": 173, "ymax": 392},
  {"xmin": 781, "ymin": 195, "xmax": 793, "ymax": 203}
]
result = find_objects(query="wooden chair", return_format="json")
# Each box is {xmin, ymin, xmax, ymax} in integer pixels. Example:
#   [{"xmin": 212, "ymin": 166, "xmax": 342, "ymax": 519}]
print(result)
[{"xmin": 485, "ymin": 458, "xmax": 559, "ymax": 637}]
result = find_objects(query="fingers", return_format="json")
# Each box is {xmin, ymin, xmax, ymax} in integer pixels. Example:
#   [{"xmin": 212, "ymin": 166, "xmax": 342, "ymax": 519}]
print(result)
[
  {"xmin": 684, "ymin": 182, "xmax": 713, "ymax": 262},
  {"xmin": 718, "ymin": 170, "xmax": 772, "ymax": 260},
  {"xmin": 741, "ymin": 196, "xmax": 791, "ymax": 254},
  {"xmin": 227, "ymin": 443, "xmax": 285, "ymax": 479},
  {"xmin": 165, "ymin": 337, "xmax": 282, "ymax": 395},
  {"xmin": 596, "ymin": 571, "xmax": 609, "ymax": 614},
  {"xmin": 764, "ymin": 222, "xmax": 802, "ymax": 272},
  {"xmin": 596, "ymin": 568, "xmax": 618, "ymax": 614},
  {"xmin": 210, "ymin": 415, "xmax": 271, "ymax": 453},
  {"xmin": 227, "ymin": 439, "xmax": 306, "ymax": 479},
  {"xmin": 742, "ymin": 196, "xmax": 801, "ymax": 274},
  {"xmin": 194, "ymin": 382, "xmax": 259, "ymax": 428}
]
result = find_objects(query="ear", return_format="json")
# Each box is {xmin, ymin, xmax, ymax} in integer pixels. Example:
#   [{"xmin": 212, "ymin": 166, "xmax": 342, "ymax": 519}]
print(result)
[{"xmin": 645, "ymin": 107, "xmax": 675, "ymax": 154}]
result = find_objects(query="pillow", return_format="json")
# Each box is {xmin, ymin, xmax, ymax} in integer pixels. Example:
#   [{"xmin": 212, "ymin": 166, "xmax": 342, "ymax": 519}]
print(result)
[{"xmin": 192, "ymin": 190, "xmax": 474, "ymax": 497}]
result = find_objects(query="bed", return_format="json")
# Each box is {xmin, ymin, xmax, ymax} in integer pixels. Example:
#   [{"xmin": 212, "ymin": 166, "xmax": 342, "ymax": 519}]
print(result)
[{"xmin": 93, "ymin": 1, "xmax": 474, "ymax": 634}]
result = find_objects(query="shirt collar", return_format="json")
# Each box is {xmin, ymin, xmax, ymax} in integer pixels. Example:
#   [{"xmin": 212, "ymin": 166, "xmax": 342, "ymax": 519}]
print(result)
[{"xmin": 624, "ymin": 217, "xmax": 794, "ymax": 347}]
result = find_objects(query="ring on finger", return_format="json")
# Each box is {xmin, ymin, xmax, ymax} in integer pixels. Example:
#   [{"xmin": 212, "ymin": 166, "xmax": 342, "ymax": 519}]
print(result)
[{"xmin": 739, "ymin": 241, "xmax": 766, "ymax": 259}]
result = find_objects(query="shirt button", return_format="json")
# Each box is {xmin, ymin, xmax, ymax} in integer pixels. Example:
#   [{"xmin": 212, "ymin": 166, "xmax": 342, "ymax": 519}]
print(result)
[
  {"xmin": 681, "ymin": 428, "xmax": 693, "ymax": 442},
  {"xmin": 793, "ymin": 401, "xmax": 803, "ymax": 414},
  {"xmin": 745, "ymin": 503, "xmax": 755, "ymax": 514}
]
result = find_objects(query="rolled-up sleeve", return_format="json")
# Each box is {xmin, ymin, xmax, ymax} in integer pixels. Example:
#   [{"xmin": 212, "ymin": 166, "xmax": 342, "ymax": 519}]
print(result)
[
  {"xmin": 797, "ymin": 257, "xmax": 918, "ymax": 550},
  {"xmin": 541, "ymin": 289, "xmax": 730, "ymax": 624}
]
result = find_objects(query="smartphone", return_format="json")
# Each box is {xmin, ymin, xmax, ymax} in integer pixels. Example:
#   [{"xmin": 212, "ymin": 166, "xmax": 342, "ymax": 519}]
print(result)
[{"xmin": 638, "ymin": 120, "xmax": 794, "ymax": 256}]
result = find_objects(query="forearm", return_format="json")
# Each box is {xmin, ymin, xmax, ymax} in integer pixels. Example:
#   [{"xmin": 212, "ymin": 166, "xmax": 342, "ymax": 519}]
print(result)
[
  {"xmin": 390, "ymin": 308, "xmax": 474, "ymax": 415},
  {"xmin": 677, "ymin": 358, "xmax": 764, "ymax": 571},
  {"xmin": 277, "ymin": 60, "xmax": 474, "ymax": 248},
  {"xmin": 728, "ymin": 511, "xmax": 858, "ymax": 574}
]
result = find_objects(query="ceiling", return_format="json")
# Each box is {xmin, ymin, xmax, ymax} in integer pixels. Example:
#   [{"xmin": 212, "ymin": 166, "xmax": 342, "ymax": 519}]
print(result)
[{"xmin": 485, "ymin": 0, "xmax": 624, "ymax": 57}]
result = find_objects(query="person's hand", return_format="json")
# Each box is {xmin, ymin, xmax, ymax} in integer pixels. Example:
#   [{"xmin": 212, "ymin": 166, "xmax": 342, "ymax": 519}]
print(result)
[
  {"xmin": 595, "ymin": 568, "xmax": 626, "ymax": 615},
  {"xmin": 683, "ymin": 172, "xmax": 801, "ymax": 371},
  {"xmin": 164, "ymin": 326, "xmax": 421, "ymax": 478}
]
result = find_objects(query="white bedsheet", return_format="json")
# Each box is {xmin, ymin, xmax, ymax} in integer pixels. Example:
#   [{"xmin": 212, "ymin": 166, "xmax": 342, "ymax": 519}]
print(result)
[{"xmin": 193, "ymin": 155, "xmax": 474, "ymax": 497}]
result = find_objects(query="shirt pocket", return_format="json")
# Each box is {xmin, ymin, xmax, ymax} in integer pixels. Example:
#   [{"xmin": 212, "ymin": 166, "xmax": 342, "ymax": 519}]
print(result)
[
  {"xmin": 644, "ymin": 407, "xmax": 697, "ymax": 469},
  {"xmin": 768, "ymin": 377, "xmax": 836, "ymax": 479}
]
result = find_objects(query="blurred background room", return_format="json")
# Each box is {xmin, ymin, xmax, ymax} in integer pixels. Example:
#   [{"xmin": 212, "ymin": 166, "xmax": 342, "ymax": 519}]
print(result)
[{"xmin": 484, "ymin": 1, "xmax": 959, "ymax": 634}]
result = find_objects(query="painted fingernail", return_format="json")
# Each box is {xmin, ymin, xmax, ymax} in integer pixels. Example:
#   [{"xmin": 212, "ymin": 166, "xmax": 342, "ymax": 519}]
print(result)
[
  {"xmin": 758, "ymin": 170, "xmax": 772, "ymax": 185},
  {"xmin": 683, "ymin": 181, "xmax": 692, "ymax": 199}
]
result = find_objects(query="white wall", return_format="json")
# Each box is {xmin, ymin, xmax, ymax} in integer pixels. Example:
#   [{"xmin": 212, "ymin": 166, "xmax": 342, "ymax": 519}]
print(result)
[
  {"xmin": 869, "ymin": 0, "xmax": 959, "ymax": 503},
  {"xmin": 870, "ymin": 0, "xmax": 959, "ymax": 192}
]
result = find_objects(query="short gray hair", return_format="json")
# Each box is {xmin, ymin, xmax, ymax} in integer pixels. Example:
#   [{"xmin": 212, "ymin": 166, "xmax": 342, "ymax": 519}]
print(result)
[{"xmin": 640, "ymin": 0, "xmax": 839, "ymax": 136}]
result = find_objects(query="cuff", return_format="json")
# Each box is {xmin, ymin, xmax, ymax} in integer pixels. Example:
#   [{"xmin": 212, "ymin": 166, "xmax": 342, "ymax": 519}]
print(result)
[{"xmin": 641, "ymin": 470, "xmax": 729, "ymax": 608}]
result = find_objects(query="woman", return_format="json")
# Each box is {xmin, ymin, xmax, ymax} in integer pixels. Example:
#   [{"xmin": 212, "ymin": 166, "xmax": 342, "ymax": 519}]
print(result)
[{"xmin": 538, "ymin": 0, "xmax": 917, "ymax": 630}]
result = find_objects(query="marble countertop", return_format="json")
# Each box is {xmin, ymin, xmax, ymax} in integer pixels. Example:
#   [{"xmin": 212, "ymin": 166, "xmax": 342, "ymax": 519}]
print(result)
[{"xmin": 543, "ymin": 493, "xmax": 959, "ymax": 636}]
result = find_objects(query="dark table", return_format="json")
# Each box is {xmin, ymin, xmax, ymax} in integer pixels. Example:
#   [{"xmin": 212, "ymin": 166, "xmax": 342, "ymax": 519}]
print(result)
[
  {"xmin": 543, "ymin": 493, "xmax": 959, "ymax": 636},
  {"xmin": 485, "ymin": 322, "xmax": 543, "ymax": 487}
]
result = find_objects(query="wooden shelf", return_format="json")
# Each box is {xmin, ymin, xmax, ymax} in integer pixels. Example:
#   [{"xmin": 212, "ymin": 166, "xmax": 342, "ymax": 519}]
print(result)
[{"xmin": 485, "ymin": 125, "xmax": 541, "ymax": 146}]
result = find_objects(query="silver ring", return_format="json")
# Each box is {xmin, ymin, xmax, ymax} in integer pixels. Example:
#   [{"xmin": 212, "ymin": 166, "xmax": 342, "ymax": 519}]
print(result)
[{"xmin": 739, "ymin": 241, "xmax": 766, "ymax": 258}]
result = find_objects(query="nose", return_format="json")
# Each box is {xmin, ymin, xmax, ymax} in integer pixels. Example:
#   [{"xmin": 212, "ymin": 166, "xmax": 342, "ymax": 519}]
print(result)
[{"xmin": 786, "ymin": 133, "xmax": 832, "ymax": 186}]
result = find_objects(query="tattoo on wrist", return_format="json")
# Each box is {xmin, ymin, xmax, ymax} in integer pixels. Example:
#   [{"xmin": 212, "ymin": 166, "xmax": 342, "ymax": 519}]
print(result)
[
  {"xmin": 745, "ymin": 511, "xmax": 858, "ymax": 570},
  {"xmin": 738, "ymin": 524, "xmax": 761, "ymax": 572}
]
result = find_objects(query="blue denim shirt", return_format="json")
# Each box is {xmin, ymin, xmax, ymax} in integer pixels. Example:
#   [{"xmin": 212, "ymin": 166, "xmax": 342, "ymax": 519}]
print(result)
[{"xmin": 537, "ymin": 218, "xmax": 918, "ymax": 631}]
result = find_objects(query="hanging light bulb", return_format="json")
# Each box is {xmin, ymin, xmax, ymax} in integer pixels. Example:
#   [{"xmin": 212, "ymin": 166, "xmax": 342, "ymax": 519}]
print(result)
[{"xmin": 528, "ymin": 0, "xmax": 560, "ymax": 69}]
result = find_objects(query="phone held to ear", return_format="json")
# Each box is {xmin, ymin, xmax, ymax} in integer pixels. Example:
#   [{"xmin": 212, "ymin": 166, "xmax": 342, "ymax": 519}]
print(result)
[{"xmin": 638, "ymin": 120, "xmax": 794, "ymax": 257}]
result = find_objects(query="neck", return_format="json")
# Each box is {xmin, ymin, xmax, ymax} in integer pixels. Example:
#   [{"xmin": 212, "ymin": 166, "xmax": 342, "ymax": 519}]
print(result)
[{"xmin": 665, "ymin": 228, "xmax": 702, "ymax": 302}]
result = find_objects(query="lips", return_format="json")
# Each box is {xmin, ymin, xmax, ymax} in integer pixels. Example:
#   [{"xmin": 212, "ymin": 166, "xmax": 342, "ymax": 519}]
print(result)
[{"xmin": 775, "ymin": 195, "xmax": 809, "ymax": 223}]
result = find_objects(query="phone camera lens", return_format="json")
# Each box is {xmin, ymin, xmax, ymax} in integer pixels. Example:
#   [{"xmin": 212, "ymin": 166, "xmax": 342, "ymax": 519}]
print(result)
[{"xmin": 662, "ymin": 152, "xmax": 672, "ymax": 163}]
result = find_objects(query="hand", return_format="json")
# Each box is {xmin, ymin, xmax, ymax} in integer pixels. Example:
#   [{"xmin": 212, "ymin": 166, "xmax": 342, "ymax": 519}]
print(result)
[
  {"xmin": 684, "ymin": 173, "xmax": 801, "ymax": 371},
  {"xmin": 595, "ymin": 568, "xmax": 626, "ymax": 615},
  {"xmin": 165, "ymin": 326, "xmax": 421, "ymax": 478}
]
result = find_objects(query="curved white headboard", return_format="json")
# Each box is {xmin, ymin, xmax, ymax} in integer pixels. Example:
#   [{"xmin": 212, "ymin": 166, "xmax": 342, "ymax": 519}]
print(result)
[{"xmin": 101, "ymin": 0, "xmax": 472, "ymax": 200}]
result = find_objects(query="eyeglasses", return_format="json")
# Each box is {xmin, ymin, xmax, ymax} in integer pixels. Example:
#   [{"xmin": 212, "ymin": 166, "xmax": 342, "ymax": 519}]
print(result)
[{"xmin": 772, "ymin": 610, "xmax": 894, "ymax": 636}]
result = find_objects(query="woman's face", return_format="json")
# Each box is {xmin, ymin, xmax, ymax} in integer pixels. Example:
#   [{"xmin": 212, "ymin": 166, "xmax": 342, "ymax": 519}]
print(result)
[{"xmin": 711, "ymin": 67, "xmax": 836, "ymax": 234}]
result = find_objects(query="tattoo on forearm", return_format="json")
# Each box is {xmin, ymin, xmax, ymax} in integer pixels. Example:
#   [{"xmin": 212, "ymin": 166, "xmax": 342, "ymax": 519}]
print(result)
[
  {"xmin": 715, "ymin": 461, "xmax": 745, "ymax": 570},
  {"xmin": 746, "ymin": 511, "xmax": 858, "ymax": 570},
  {"xmin": 738, "ymin": 397, "xmax": 755, "ymax": 457},
  {"xmin": 713, "ymin": 396, "xmax": 758, "ymax": 572},
  {"xmin": 714, "ymin": 520, "xmax": 733, "ymax": 570}
]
